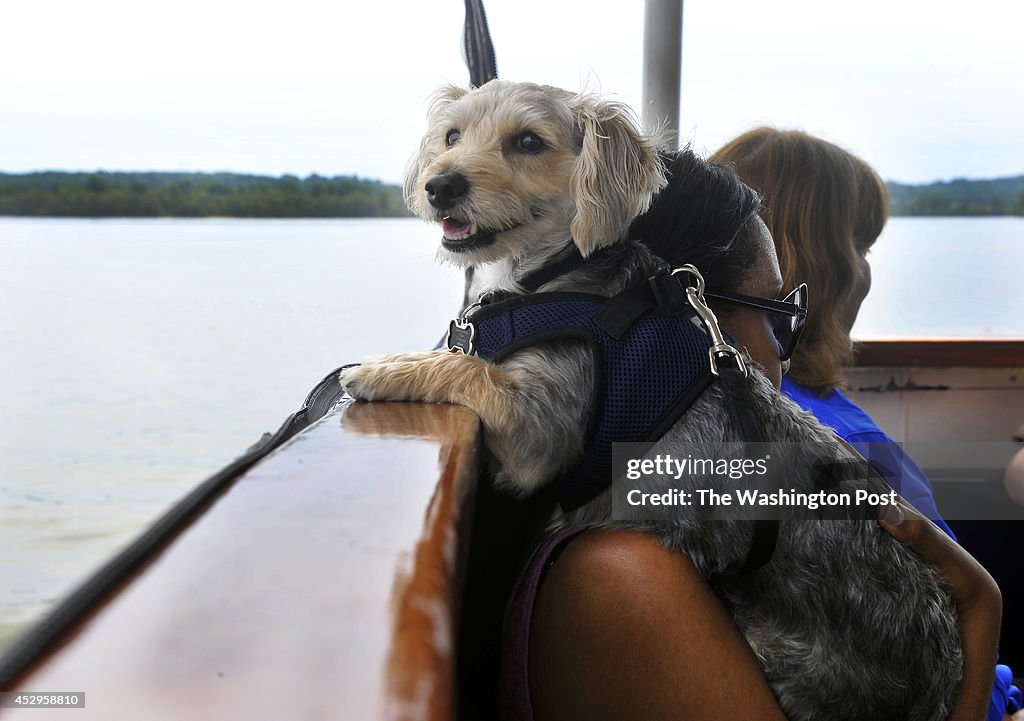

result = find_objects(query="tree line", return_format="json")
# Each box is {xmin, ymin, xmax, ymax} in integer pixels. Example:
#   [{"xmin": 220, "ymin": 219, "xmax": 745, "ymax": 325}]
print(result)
[
  {"xmin": 0, "ymin": 172, "xmax": 410, "ymax": 218},
  {"xmin": 1, "ymin": 170, "xmax": 1022, "ymax": 218},
  {"xmin": 888, "ymin": 175, "xmax": 1024, "ymax": 216}
]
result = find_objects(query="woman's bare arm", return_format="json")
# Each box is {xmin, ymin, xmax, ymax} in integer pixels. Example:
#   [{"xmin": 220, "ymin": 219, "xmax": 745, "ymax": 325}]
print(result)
[
  {"xmin": 529, "ymin": 527, "xmax": 790, "ymax": 721},
  {"xmin": 880, "ymin": 499, "xmax": 1003, "ymax": 721},
  {"xmin": 530, "ymin": 516, "xmax": 1001, "ymax": 721}
]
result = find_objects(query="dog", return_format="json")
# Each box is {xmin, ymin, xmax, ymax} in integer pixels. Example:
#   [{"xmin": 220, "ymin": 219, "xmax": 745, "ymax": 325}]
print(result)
[
  {"xmin": 341, "ymin": 80, "xmax": 667, "ymax": 493},
  {"xmin": 340, "ymin": 80, "xmax": 961, "ymax": 720}
]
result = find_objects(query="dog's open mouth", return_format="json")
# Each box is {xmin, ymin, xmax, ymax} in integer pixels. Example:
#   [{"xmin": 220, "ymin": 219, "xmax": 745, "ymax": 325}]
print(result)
[{"xmin": 441, "ymin": 217, "xmax": 517, "ymax": 252}]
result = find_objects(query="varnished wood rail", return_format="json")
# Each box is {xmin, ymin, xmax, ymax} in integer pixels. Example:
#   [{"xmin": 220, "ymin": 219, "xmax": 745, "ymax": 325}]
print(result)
[
  {"xmin": 855, "ymin": 339, "xmax": 1024, "ymax": 367},
  {"xmin": 0, "ymin": 401, "xmax": 481, "ymax": 721}
]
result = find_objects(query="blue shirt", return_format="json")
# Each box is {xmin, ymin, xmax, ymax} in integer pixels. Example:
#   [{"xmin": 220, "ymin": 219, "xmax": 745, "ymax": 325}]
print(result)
[
  {"xmin": 782, "ymin": 377, "xmax": 1021, "ymax": 720},
  {"xmin": 781, "ymin": 377, "xmax": 954, "ymax": 537}
]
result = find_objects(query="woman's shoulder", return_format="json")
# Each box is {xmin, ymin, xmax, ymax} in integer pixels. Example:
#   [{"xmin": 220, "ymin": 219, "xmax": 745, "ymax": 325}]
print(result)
[
  {"xmin": 529, "ymin": 527, "xmax": 787, "ymax": 720},
  {"xmin": 781, "ymin": 375, "xmax": 885, "ymax": 441},
  {"xmin": 531, "ymin": 527, "xmax": 698, "ymax": 660},
  {"xmin": 534, "ymin": 527, "xmax": 696, "ymax": 620}
]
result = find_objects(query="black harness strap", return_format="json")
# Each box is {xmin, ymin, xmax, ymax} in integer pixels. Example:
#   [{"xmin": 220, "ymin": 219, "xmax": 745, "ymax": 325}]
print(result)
[
  {"xmin": 720, "ymin": 367, "xmax": 766, "ymax": 446},
  {"xmin": 595, "ymin": 271, "xmax": 688, "ymax": 339},
  {"xmin": 481, "ymin": 247, "xmax": 591, "ymax": 306},
  {"xmin": 517, "ymin": 248, "xmax": 589, "ymax": 292},
  {"xmin": 718, "ymin": 366, "xmax": 779, "ymax": 577}
]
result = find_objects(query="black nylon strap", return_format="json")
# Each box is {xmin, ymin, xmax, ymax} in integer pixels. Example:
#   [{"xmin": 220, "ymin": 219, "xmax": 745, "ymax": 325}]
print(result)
[
  {"xmin": 462, "ymin": 0, "xmax": 498, "ymax": 88},
  {"xmin": 594, "ymin": 281, "xmax": 658, "ymax": 339},
  {"xmin": 518, "ymin": 247, "xmax": 588, "ymax": 293},
  {"xmin": 0, "ymin": 364, "xmax": 355, "ymax": 688},
  {"xmin": 718, "ymin": 367, "xmax": 779, "ymax": 577},
  {"xmin": 595, "ymin": 273, "xmax": 690, "ymax": 339},
  {"xmin": 479, "ymin": 247, "xmax": 592, "ymax": 307},
  {"xmin": 719, "ymin": 367, "xmax": 765, "ymax": 445}
]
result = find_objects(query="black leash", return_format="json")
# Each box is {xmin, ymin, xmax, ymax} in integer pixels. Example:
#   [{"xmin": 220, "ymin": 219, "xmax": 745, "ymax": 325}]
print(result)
[
  {"xmin": 463, "ymin": 0, "xmax": 498, "ymax": 87},
  {"xmin": 718, "ymin": 367, "xmax": 780, "ymax": 576},
  {"xmin": 0, "ymin": 365, "xmax": 355, "ymax": 689}
]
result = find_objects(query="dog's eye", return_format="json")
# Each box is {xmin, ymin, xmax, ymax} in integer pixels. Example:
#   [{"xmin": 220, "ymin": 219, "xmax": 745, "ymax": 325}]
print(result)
[
  {"xmin": 446, "ymin": 129, "xmax": 462, "ymax": 147},
  {"xmin": 515, "ymin": 132, "xmax": 545, "ymax": 153}
]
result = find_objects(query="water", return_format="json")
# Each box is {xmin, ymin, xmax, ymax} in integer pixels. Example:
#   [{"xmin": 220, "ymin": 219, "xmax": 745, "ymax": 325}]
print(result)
[
  {"xmin": 855, "ymin": 217, "xmax": 1024, "ymax": 338},
  {"xmin": 0, "ymin": 218, "xmax": 463, "ymax": 648},
  {"xmin": 1, "ymin": 216, "xmax": 1022, "ymax": 648}
]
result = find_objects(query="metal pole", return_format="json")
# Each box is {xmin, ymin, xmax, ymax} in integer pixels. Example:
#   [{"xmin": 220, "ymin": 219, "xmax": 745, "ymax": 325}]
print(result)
[{"xmin": 641, "ymin": 0, "xmax": 683, "ymax": 147}]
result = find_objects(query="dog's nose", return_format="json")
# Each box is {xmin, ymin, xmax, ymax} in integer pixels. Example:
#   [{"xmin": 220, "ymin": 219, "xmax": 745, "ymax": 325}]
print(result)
[{"xmin": 425, "ymin": 173, "xmax": 469, "ymax": 210}]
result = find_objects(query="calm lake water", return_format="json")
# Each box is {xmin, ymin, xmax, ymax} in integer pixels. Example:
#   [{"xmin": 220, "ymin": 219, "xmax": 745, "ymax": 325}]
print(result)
[{"xmin": 1, "ymin": 216, "xmax": 1022, "ymax": 648}]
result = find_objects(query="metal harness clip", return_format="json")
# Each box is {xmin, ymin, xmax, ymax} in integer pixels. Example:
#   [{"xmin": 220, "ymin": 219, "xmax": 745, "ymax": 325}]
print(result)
[
  {"xmin": 445, "ymin": 295, "xmax": 486, "ymax": 355},
  {"xmin": 672, "ymin": 265, "xmax": 748, "ymax": 377}
]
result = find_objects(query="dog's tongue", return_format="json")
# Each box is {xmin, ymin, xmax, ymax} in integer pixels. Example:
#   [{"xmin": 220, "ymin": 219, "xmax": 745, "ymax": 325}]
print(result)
[{"xmin": 442, "ymin": 218, "xmax": 474, "ymax": 238}]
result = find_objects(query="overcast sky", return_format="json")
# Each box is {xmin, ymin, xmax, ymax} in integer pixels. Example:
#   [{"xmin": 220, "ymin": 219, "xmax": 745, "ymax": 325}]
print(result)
[{"xmin": 2, "ymin": 0, "xmax": 1021, "ymax": 185}]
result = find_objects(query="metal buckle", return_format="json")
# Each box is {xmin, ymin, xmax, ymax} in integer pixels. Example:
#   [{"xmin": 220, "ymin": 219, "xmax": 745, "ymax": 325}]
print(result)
[
  {"xmin": 446, "ymin": 318, "xmax": 477, "ymax": 355},
  {"xmin": 673, "ymin": 264, "xmax": 748, "ymax": 377},
  {"xmin": 445, "ymin": 295, "xmax": 485, "ymax": 355}
]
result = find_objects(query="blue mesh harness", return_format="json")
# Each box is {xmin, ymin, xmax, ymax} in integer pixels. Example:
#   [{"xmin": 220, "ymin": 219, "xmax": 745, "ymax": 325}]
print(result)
[
  {"xmin": 448, "ymin": 271, "xmax": 726, "ymax": 510},
  {"xmin": 446, "ymin": 261, "xmax": 779, "ymax": 574}
]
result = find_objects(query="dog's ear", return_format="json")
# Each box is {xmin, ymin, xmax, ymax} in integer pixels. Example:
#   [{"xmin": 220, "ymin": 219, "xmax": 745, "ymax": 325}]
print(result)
[
  {"xmin": 404, "ymin": 85, "xmax": 471, "ymax": 207},
  {"xmin": 428, "ymin": 84, "xmax": 470, "ymax": 110},
  {"xmin": 569, "ymin": 97, "xmax": 667, "ymax": 256}
]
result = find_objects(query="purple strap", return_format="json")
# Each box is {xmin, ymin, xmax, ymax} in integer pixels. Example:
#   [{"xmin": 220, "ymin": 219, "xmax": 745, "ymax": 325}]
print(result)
[{"xmin": 497, "ymin": 526, "xmax": 590, "ymax": 721}]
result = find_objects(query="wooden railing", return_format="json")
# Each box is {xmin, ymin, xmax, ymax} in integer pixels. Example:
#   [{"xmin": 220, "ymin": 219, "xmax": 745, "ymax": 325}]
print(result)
[
  {"xmin": 848, "ymin": 339, "xmax": 1023, "ymax": 445},
  {"xmin": 855, "ymin": 339, "xmax": 1024, "ymax": 367},
  {"xmin": 0, "ymin": 402, "xmax": 482, "ymax": 721}
]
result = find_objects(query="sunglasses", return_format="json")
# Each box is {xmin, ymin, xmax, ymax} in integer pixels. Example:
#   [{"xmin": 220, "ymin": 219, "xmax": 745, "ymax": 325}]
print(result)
[{"xmin": 704, "ymin": 283, "xmax": 808, "ymax": 362}]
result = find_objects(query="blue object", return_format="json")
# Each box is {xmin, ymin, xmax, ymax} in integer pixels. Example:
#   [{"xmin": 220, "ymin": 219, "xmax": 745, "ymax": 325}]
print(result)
[
  {"xmin": 781, "ymin": 377, "xmax": 956, "ymax": 539},
  {"xmin": 994, "ymin": 663, "xmax": 1023, "ymax": 720},
  {"xmin": 467, "ymin": 290, "xmax": 715, "ymax": 509}
]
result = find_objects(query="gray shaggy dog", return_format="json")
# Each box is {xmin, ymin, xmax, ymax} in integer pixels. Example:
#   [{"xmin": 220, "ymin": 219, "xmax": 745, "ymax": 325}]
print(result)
[
  {"xmin": 341, "ymin": 80, "xmax": 961, "ymax": 720},
  {"xmin": 559, "ymin": 374, "xmax": 962, "ymax": 720}
]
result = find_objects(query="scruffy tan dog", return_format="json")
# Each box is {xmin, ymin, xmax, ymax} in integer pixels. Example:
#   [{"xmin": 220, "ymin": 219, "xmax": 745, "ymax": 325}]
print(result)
[
  {"xmin": 340, "ymin": 79, "xmax": 666, "ymax": 492},
  {"xmin": 340, "ymin": 81, "xmax": 962, "ymax": 721}
]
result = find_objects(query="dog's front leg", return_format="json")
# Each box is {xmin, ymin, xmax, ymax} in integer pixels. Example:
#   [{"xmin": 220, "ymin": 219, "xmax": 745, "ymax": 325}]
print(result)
[
  {"xmin": 340, "ymin": 348, "xmax": 589, "ymax": 492},
  {"xmin": 340, "ymin": 350, "xmax": 513, "ymax": 419}
]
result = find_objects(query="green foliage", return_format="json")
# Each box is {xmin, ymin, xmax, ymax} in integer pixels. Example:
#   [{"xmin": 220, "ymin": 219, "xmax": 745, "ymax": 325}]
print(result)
[
  {"xmin": 887, "ymin": 175, "xmax": 1024, "ymax": 216},
  {"xmin": 0, "ymin": 172, "xmax": 412, "ymax": 218},
  {"xmin": 3, "ymin": 170, "xmax": 1021, "ymax": 218}
]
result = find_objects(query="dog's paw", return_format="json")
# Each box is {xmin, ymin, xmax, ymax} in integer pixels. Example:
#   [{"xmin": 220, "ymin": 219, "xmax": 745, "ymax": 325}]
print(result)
[
  {"xmin": 338, "ymin": 351, "xmax": 442, "ymax": 402},
  {"xmin": 339, "ymin": 364, "xmax": 374, "ymax": 401}
]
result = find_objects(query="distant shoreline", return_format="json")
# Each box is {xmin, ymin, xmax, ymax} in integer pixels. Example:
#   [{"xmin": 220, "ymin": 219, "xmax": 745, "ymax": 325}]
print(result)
[
  {"xmin": 0, "ymin": 171, "xmax": 412, "ymax": 219},
  {"xmin": 888, "ymin": 174, "xmax": 1024, "ymax": 217},
  {"xmin": 1, "ymin": 171, "xmax": 1022, "ymax": 218}
]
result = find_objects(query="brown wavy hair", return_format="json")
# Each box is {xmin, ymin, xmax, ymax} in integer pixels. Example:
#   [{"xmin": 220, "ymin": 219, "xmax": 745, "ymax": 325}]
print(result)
[{"xmin": 711, "ymin": 128, "xmax": 889, "ymax": 391}]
